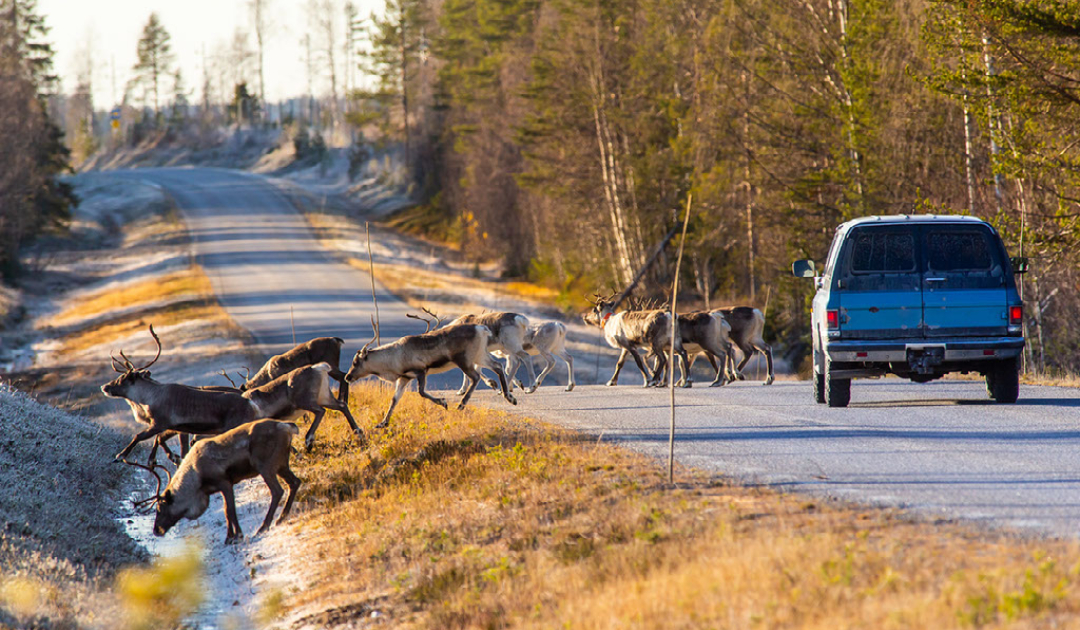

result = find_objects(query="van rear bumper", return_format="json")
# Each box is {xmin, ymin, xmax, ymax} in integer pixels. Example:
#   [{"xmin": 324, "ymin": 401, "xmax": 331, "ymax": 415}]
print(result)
[{"xmin": 825, "ymin": 337, "xmax": 1025, "ymax": 363}]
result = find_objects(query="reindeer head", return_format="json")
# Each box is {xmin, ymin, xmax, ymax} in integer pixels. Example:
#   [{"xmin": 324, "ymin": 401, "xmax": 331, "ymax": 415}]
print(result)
[
  {"xmin": 101, "ymin": 325, "xmax": 162, "ymax": 399},
  {"xmin": 152, "ymin": 483, "xmax": 210, "ymax": 537},
  {"xmin": 583, "ymin": 293, "xmax": 617, "ymax": 328},
  {"xmin": 345, "ymin": 316, "xmax": 379, "ymax": 383}
]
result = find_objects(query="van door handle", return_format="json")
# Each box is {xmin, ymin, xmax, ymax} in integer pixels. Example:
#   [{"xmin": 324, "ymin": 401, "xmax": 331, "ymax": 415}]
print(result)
[{"xmin": 925, "ymin": 277, "xmax": 946, "ymax": 282}]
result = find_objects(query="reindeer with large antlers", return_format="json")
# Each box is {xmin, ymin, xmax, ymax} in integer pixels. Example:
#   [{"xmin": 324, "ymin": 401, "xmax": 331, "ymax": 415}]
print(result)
[
  {"xmin": 583, "ymin": 294, "xmax": 690, "ymax": 388},
  {"xmin": 345, "ymin": 317, "xmax": 517, "ymax": 428},
  {"xmin": 102, "ymin": 325, "xmax": 257, "ymax": 463}
]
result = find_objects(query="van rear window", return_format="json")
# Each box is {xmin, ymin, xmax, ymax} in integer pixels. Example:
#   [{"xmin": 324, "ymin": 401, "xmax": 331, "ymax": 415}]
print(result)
[
  {"xmin": 926, "ymin": 229, "xmax": 994, "ymax": 271},
  {"xmin": 850, "ymin": 231, "xmax": 916, "ymax": 273}
]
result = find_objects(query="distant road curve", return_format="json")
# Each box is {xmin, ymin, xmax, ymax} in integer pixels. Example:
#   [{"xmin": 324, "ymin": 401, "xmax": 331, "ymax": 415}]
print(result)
[{"xmin": 112, "ymin": 167, "xmax": 1080, "ymax": 538}]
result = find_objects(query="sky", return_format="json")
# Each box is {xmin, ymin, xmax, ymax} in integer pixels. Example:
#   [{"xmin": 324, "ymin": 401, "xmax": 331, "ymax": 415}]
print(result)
[{"xmin": 36, "ymin": 0, "xmax": 383, "ymax": 108}]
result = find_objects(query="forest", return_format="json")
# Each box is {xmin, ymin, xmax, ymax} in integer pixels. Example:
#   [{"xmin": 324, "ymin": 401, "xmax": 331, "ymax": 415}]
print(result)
[
  {"xmin": 372, "ymin": 0, "xmax": 1080, "ymax": 374},
  {"xmin": 4, "ymin": 0, "xmax": 1080, "ymax": 375}
]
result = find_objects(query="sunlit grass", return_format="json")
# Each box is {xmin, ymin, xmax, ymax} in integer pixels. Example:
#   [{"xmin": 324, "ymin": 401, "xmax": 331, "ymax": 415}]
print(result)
[
  {"xmin": 52, "ymin": 268, "xmax": 213, "ymax": 326},
  {"xmin": 277, "ymin": 382, "xmax": 1080, "ymax": 629}
]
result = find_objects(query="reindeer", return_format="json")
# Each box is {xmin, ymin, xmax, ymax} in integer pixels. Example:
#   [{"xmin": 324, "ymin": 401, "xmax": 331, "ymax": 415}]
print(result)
[
  {"xmin": 242, "ymin": 337, "xmax": 350, "ymax": 405},
  {"xmin": 504, "ymin": 321, "xmax": 575, "ymax": 392},
  {"xmin": 712, "ymin": 307, "xmax": 774, "ymax": 385},
  {"xmin": 447, "ymin": 312, "xmax": 536, "ymax": 395},
  {"xmin": 583, "ymin": 295, "xmax": 690, "ymax": 388},
  {"xmin": 102, "ymin": 326, "xmax": 257, "ymax": 463},
  {"xmin": 149, "ymin": 420, "xmax": 302, "ymax": 544},
  {"xmin": 345, "ymin": 318, "xmax": 517, "ymax": 428},
  {"xmin": 243, "ymin": 363, "xmax": 365, "ymax": 450},
  {"xmin": 648, "ymin": 311, "xmax": 734, "ymax": 387}
]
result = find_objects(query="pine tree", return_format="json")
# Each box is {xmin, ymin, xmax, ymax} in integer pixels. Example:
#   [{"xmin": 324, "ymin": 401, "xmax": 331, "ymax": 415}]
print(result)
[{"xmin": 130, "ymin": 12, "xmax": 175, "ymax": 122}]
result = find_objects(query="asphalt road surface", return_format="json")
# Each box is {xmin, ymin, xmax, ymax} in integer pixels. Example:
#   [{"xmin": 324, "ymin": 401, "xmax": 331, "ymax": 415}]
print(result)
[{"xmin": 119, "ymin": 167, "xmax": 1080, "ymax": 538}]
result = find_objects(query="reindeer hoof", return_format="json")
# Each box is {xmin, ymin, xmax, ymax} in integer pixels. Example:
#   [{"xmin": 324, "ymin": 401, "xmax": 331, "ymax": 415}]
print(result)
[
  {"xmin": 456, "ymin": 402, "xmax": 467, "ymax": 410},
  {"xmin": 606, "ymin": 380, "xmax": 618, "ymax": 387},
  {"xmin": 354, "ymin": 430, "xmax": 368, "ymax": 446},
  {"xmin": 506, "ymin": 395, "xmax": 518, "ymax": 406},
  {"xmin": 565, "ymin": 384, "xmax": 575, "ymax": 392},
  {"xmin": 763, "ymin": 378, "xmax": 775, "ymax": 386},
  {"xmin": 681, "ymin": 381, "xmax": 693, "ymax": 389},
  {"xmin": 526, "ymin": 385, "xmax": 538, "ymax": 394},
  {"xmin": 375, "ymin": 419, "xmax": 390, "ymax": 429},
  {"xmin": 736, "ymin": 373, "xmax": 746, "ymax": 381},
  {"xmin": 710, "ymin": 380, "xmax": 725, "ymax": 388}
]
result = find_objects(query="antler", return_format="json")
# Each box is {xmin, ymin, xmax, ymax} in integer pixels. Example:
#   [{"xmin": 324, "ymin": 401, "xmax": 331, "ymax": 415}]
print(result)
[
  {"xmin": 127, "ymin": 460, "xmax": 173, "ymax": 513},
  {"xmin": 111, "ymin": 353, "xmax": 130, "ymax": 373},
  {"xmin": 218, "ymin": 369, "xmax": 239, "ymax": 388},
  {"xmin": 142, "ymin": 325, "xmax": 162, "ymax": 370},
  {"xmin": 117, "ymin": 324, "xmax": 163, "ymax": 373},
  {"xmin": 360, "ymin": 315, "xmax": 379, "ymax": 355},
  {"xmin": 406, "ymin": 307, "xmax": 444, "ymax": 333}
]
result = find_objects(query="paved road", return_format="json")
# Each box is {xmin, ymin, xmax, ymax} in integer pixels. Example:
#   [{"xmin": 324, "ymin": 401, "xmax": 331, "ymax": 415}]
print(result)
[{"xmin": 118, "ymin": 167, "xmax": 1080, "ymax": 537}]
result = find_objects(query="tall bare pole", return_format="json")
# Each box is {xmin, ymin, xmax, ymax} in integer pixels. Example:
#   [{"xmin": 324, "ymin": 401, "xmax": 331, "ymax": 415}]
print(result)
[
  {"xmin": 367, "ymin": 222, "xmax": 380, "ymax": 343},
  {"xmin": 668, "ymin": 194, "xmax": 693, "ymax": 484}
]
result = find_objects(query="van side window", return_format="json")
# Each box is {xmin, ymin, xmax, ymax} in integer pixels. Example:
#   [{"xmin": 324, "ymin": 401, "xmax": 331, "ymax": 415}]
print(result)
[{"xmin": 850, "ymin": 231, "xmax": 916, "ymax": 273}]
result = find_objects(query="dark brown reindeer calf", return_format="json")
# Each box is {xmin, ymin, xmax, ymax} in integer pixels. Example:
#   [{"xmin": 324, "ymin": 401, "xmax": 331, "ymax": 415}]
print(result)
[
  {"xmin": 242, "ymin": 336, "xmax": 351, "ymax": 405},
  {"xmin": 151, "ymin": 420, "xmax": 302, "ymax": 544},
  {"xmin": 243, "ymin": 362, "xmax": 365, "ymax": 450}
]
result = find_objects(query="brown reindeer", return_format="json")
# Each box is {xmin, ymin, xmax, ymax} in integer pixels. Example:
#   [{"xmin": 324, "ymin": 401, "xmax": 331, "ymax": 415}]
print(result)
[
  {"xmin": 583, "ymin": 295, "xmax": 690, "ymax": 388},
  {"xmin": 151, "ymin": 420, "xmax": 302, "ymax": 544},
  {"xmin": 102, "ymin": 326, "xmax": 257, "ymax": 463},
  {"xmin": 713, "ymin": 307, "xmax": 774, "ymax": 385},
  {"xmin": 649, "ymin": 311, "xmax": 733, "ymax": 387},
  {"xmin": 345, "ymin": 319, "xmax": 517, "ymax": 428},
  {"xmin": 243, "ymin": 362, "xmax": 365, "ymax": 450},
  {"xmin": 243, "ymin": 337, "xmax": 350, "ymax": 405}
]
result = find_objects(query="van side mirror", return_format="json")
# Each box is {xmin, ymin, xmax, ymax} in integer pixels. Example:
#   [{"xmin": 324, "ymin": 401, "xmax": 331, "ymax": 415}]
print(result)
[
  {"xmin": 792, "ymin": 259, "xmax": 816, "ymax": 278},
  {"xmin": 1010, "ymin": 256, "xmax": 1030, "ymax": 274}
]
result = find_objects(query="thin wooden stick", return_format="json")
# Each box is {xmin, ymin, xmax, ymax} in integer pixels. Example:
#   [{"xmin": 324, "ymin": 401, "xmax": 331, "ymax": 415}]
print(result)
[
  {"xmin": 366, "ymin": 222, "xmax": 380, "ymax": 344},
  {"xmin": 669, "ymin": 194, "xmax": 693, "ymax": 484}
]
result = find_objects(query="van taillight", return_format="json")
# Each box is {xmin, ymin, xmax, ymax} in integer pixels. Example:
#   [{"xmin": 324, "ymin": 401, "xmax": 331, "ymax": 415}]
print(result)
[
  {"xmin": 1009, "ymin": 305, "xmax": 1023, "ymax": 325},
  {"xmin": 826, "ymin": 309, "xmax": 839, "ymax": 329}
]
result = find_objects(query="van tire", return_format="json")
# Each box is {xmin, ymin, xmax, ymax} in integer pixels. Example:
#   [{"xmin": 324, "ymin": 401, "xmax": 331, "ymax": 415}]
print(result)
[
  {"xmin": 812, "ymin": 347, "xmax": 826, "ymax": 404},
  {"xmin": 824, "ymin": 361, "xmax": 851, "ymax": 408},
  {"xmin": 813, "ymin": 368, "xmax": 826, "ymax": 404},
  {"xmin": 987, "ymin": 358, "xmax": 1019, "ymax": 404}
]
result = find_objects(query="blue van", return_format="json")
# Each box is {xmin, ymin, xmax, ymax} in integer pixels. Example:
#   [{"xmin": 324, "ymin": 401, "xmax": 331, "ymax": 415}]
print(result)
[{"xmin": 792, "ymin": 215, "xmax": 1027, "ymax": 407}]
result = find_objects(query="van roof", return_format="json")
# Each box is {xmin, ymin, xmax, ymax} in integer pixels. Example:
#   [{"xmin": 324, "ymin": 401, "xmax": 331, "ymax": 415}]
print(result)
[{"xmin": 839, "ymin": 214, "xmax": 990, "ymax": 230}]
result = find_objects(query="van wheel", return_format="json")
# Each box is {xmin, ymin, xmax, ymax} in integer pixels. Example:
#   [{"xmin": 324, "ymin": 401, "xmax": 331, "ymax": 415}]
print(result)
[
  {"xmin": 987, "ymin": 358, "xmax": 1019, "ymax": 404},
  {"xmin": 824, "ymin": 361, "xmax": 851, "ymax": 408}
]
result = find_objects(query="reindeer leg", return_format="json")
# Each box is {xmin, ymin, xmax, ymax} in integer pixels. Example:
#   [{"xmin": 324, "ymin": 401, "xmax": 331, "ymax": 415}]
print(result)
[
  {"xmin": 455, "ymin": 372, "xmax": 470, "ymax": 396},
  {"xmin": 304, "ymin": 408, "xmax": 327, "ymax": 451},
  {"xmin": 705, "ymin": 353, "xmax": 726, "ymax": 387},
  {"xmin": 328, "ymin": 399, "xmax": 365, "ymax": 446},
  {"xmin": 329, "ymin": 369, "xmax": 350, "ymax": 407},
  {"xmin": 761, "ymin": 342, "xmax": 775, "ymax": 386},
  {"xmin": 735, "ymin": 343, "xmax": 752, "ymax": 380},
  {"xmin": 220, "ymin": 483, "xmax": 243, "ymax": 544},
  {"xmin": 531, "ymin": 351, "xmax": 556, "ymax": 392},
  {"xmin": 277, "ymin": 466, "xmax": 302, "ymax": 524},
  {"xmin": 516, "ymin": 350, "xmax": 537, "ymax": 393},
  {"xmin": 488, "ymin": 362, "xmax": 517, "ymax": 407},
  {"xmin": 416, "ymin": 372, "xmax": 449, "ymax": 410},
  {"xmin": 376, "ymin": 377, "xmax": 411, "ymax": 429},
  {"xmin": 256, "ymin": 472, "xmax": 284, "ymax": 535},
  {"xmin": 558, "ymin": 349, "xmax": 575, "ymax": 392},
  {"xmin": 115, "ymin": 426, "xmax": 167, "ymax": 463},
  {"xmin": 457, "ymin": 365, "xmax": 482, "ymax": 409},
  {"xmin": 644, "ymin": 348, "xmax": 664, "ymax": 388},
  {"xmin": 608, "ymin": 349, "xmax": 630, "ymax": 386},
  {"xmin": 678, "ymin": 348, "xmax": 692, "ymax": 388}
]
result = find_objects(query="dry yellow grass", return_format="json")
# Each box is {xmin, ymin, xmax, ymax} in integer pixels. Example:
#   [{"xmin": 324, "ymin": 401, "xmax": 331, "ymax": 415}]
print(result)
[
  {"xmin": 52, "ymin": 268, "xmax": 213, "ymax": 326},
  {"xmin": 278, "ymin": 383, "xmax": 1080, "ymax": 629},
  {"xmin": 55, "ymin": 265, "xmax": 233, "ymax": 357}
]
